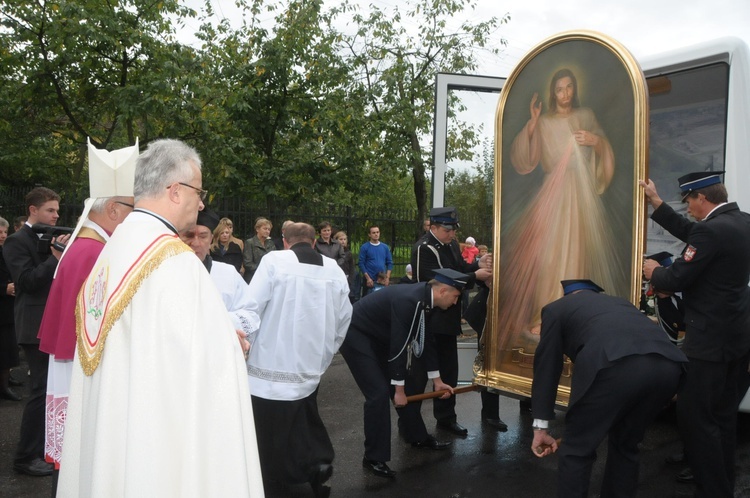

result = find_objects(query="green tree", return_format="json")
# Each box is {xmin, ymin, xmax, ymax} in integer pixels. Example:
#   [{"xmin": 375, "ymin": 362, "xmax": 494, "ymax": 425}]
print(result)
[
  {"xmin": 0, "ymin": 0, "xmax": 210, "ymax": 192},
  {"xmin": 1, "ymin": 0, "xmax": 508, "ymax": 221},
  {"xmin": 337, "ymin": 0, "xmax": 507, "ymax": 222},
  {"xmin": 201, "ymin": 0, "xmax": 413, "ymax": 212},
  {"xmin": 445, "ymin": 137, "xmax": 494, "ymax": 244}
]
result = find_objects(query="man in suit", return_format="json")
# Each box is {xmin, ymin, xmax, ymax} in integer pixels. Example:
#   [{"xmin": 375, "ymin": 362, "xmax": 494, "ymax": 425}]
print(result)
[
  {"xmin": 642, "ymin": 171, "xmax": 750, "ymax": 497},
  {"xmin": 3, "ymin": 187, "xmax": 69, "ymax": 477},
  {"xmin": 340, "ymin": 269, "xmax": 467, "ymax": 478},
  {"xmin": 407, "ymin": 207, "xmax": 492, "ymax": 436},
  {"xmin": 531, "ymin": 280, "xmax": 687, "ymax": 497}
]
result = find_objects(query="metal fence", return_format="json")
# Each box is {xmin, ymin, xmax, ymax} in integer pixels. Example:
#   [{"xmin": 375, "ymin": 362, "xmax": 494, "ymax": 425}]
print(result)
[{"xmin": 0, "ymin": 185, "xmax": 493, "ymax": 277}]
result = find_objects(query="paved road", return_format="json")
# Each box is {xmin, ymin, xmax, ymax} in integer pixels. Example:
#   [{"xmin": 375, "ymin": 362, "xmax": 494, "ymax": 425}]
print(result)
[{"xmin": 2, "ymin": 352, "xmax": 750, "ymax": 497}]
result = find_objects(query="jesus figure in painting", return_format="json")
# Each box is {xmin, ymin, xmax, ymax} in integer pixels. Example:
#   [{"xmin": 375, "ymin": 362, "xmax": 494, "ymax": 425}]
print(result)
[{"xmin": 497, "ymin": 67, "xmax": 621, "ymax": 352}]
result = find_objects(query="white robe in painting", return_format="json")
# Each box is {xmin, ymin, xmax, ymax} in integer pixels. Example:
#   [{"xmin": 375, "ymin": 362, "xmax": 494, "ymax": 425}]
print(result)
[
  {"xmin": 498, "ymin": 107, "xmax": 622, "ymax": 352},
  {"xmin": 57, "ymin": 211, "xmax": 263, "ymax": 498}
]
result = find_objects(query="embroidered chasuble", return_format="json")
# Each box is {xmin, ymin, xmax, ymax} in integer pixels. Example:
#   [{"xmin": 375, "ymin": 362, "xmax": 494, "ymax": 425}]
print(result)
[{"xmin": 57, "ymin": 212, "xmax": 264, "ymax": 497}]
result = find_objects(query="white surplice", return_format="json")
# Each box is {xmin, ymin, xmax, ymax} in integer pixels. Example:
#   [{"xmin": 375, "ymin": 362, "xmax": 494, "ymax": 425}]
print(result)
[
  {"xmin": 246, "ymin": 247, "xmax": 352, "ymax": 401},
  {"xmin": 57, "ymin": 211, "xmax": 264, "ymax": 498},
  {"xmin": 208, "ymin": 259, "xmax": 260, "ymax": 337}
]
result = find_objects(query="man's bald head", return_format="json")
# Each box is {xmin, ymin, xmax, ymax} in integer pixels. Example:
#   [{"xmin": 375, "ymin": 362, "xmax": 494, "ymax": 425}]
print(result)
[{"xmin": 284, "ymin": 223, "xmax": 316, "ymax": 247}]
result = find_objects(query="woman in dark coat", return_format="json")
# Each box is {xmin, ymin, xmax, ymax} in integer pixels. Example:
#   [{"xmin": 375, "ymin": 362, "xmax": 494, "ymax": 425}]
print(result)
[
  {"xmin": 243, "ymin": 217, "xmax": 276, "ymax": 283},
  {"xmin": 210, "ymin": 217, "xmax": 245, "ymax": 275},
  {"xmin": 0, "ymin": 216, "xmax": 21, "ymax": 400}
]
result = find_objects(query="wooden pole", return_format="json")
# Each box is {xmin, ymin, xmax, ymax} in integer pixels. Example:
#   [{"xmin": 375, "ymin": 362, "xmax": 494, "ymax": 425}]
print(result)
[{"xmin": 405, "ymin": 384, "xmax": 479, "ymax": 402}]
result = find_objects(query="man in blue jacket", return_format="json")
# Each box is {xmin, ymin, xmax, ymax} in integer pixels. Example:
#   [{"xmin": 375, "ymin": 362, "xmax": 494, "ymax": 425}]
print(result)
[{"xmin": 358, "ymin": 225, "xmax": 393, "ymax": 297}]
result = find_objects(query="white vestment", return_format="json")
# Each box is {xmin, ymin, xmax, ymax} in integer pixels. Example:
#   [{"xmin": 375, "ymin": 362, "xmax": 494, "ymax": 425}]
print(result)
[
  {"xmin": 246, "ymin": 247, "xmax": 352, "ymax": 401},
  {"xmin": 209, "ymin": 259, "xmax": 261, "ymax": 337},
  {"xmin": 57, "ymin": 211, "xmax": 263, "ymax": 498}
]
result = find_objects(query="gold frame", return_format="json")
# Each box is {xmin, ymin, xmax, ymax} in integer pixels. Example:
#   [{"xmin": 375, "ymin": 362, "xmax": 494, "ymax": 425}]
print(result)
[{"xmin": 474, "ymin": 31, "xmax": 649, "ymax": 406}]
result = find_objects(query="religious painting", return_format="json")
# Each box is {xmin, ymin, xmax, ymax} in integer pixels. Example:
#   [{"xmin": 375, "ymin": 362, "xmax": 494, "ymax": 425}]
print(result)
[{"xmin": 474, "ymin": 31, "xmax": 649, "ymax": 406}]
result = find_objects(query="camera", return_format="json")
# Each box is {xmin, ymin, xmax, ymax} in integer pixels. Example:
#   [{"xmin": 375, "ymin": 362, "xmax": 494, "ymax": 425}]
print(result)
[{"xmin": 31, "ymin": 223, "xmax": 74, "ymax": 253}]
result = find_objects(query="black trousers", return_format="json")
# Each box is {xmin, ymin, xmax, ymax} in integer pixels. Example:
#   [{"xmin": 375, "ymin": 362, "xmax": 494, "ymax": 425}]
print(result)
[
  {"xmin": 340, "ymin": 340, "xmax": 429, "ymax": 461},
  {"xmin": 251, "ymin": 388, "xmax": 334, "ymax": 485},
  {"xmin": 480, "ymin": 389, "xmax": 500, "ymax": 419},
  {"xmin": 476, "ymin": 320, "xmax": 499, "ymax": 419},
  {"xmin": 396, "ymin": 333, "xmax": 460, "ymax": 443},
  {"xmin": 14, "ymin": 344, "xmax": 48, "ymax": 464},
  {"xmin": 432, "ymin": 334, "xmax": 459, "ymax": 422},
  {"xmin": 677, "ymin": 353, "xmax": 748, "ymax": 498},
  {"xmin": 558, "ymin": 354, "xmax": 682, "ymax": 498}
]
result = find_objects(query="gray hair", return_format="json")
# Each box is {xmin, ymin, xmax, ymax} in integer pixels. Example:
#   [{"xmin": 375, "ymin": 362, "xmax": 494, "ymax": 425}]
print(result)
[
  {"xmin": 89, "ymin": 197, "xmax": 110, "ymax": 213},
  {"xmin": 0, "ymin": 216, "xmax": 8, "ymax": 229},
  {"xmin": 134, "ymin": 139, "xmax": 202, "ymax": 201}
]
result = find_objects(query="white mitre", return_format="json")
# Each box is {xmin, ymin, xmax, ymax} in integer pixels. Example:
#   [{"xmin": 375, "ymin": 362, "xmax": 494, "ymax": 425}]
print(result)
[
  {"xmin": 87, "ymin": 137, "xmax": 138, "ymax": 198},
  {"xmin": 55, "ymin": 138, "xmax": 139, "ymax": 275}
]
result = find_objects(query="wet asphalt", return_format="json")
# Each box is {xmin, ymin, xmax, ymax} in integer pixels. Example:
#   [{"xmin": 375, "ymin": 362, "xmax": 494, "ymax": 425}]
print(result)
[{"xmin": 2, "ymin": 344, "xmax": 750, "ymax": 497}]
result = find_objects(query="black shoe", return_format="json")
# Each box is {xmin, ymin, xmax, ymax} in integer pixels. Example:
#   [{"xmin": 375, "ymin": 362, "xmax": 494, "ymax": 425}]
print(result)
[
  {"xmin": 362, "ymin": 458, "xmax": 396, "ymax": 478},
  {"xmin": 1, "ymin": 387, "xmax": 22, "ymax": 401},
  {"xmin": 482, "ymin": 417, "xmax": 508, "ymax": 431},
  {"xmin": 309, "ymin": 463, "xmax": 333, "ymax": 498},
  {"xmin": 8, "ymin": 377, "xmax": 23, "ymax": 387},
  {"xmin": 676, "ymin": 467, "xmax": 694, "ymax": 483},
  {"xmin": 437, "ymin": 421, "xmax": 468, "ymax": 436},
  {"xmin": 665, "ymin": 451, "xmax": 686, "ymax": 465},
  {"xmin": 13, "ymin": 458, "xmax": 53, "ymax": 477},
  {"xmin": 411, "ymin": 435, "xmax": 452, "ymax": 450}
]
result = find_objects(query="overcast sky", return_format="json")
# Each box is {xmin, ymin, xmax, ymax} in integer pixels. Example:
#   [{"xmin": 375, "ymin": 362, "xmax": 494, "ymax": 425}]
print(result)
[
  {"xmin": 185, "ymin": 0, "xmax": 750, "ymax": 173},
  {"xmin": 452, "ymin": 0, "xmax": 750, "ymax": 76},
  {"xmin": 188, "ymin": 0, "xmax": 750, "ymax": 76}
]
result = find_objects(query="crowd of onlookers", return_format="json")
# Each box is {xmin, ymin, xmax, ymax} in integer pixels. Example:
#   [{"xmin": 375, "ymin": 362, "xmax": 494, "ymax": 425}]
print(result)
[
  {"xmin": 218, "ymin": 216, "xmax": 487, "ymax": 305},
  {"xmin": 0, "ymin": 209, "xmax": 486, "ymax": 405}
]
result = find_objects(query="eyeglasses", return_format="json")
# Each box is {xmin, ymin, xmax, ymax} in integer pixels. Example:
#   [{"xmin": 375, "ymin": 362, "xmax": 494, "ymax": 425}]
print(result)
[
  {"xmin": 170, "ymin": 182, "xmax": 208, "ymax": 201},
  {"xmin": 115, "ymin": 201, "xmax": 134, "ymax": 209}
]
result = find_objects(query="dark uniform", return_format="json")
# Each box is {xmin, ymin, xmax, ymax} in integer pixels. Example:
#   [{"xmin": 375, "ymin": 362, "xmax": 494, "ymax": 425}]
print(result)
[
  {"xmin": 463, "ymin": 283, "xmax": 507, "ymax": 428},
  {"xmin": 3, "ymin": 222, "xmax": 58, "ymax": 475},
  {"xmin": 340, "ymin": 283, "xmax": 439, "ymax": 465},
  {"xmin": 532, "ymin": 284, "xmax": 687, "ymax": 497},
  {"xmin": 649, "ymin": 189, "xmax": 750, "ymax": 496},
  {"xmin": 408, "ymin": 208, "xmax": 479, "ymax": 432},
  {"xmin": 644, "ymin": 251, "xmax": 686, "ymax": 345}
]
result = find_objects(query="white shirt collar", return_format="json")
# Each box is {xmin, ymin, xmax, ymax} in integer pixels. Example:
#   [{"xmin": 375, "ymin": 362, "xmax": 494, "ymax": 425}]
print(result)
[{"xmin": 702, "ymin": 202, "xmax": 727, "ymax": 221}]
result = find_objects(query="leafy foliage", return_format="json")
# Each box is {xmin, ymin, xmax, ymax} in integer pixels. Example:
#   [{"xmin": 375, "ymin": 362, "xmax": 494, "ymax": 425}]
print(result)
[
  {"xmin": 0, "ymin": 0, "xmax": 507, "ymax": 218},
  {"xmin": 445, "ymin": 137, "xmax": 495, "ymax": 245},
  {"xmin": 337, "ymin": 0, "xmax": 507, "ymax": 221},
  {"xmin": 0, "ymin": 0, "xmax": 208, "ymax": 193}
]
